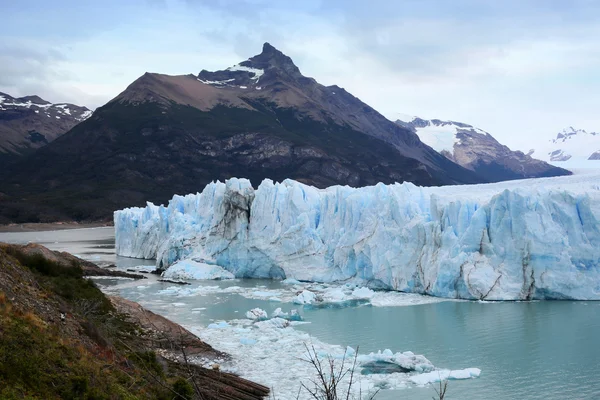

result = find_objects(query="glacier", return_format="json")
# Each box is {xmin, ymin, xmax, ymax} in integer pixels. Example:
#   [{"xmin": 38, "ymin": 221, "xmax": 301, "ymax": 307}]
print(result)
[{"xmin": 115, "ymin": 172, "xmax": 600, "ymax": 300}]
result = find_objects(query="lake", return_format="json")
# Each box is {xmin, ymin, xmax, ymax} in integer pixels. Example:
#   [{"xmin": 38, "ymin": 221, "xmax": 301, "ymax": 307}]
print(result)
[{"xmin": 1, "ymin": 227, "xmax": 599, "ymax": 400}]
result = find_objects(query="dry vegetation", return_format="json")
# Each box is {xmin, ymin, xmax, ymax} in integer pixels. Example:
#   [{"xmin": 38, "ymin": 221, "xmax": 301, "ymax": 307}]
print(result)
[{"xmin": 0, "ymin": 243, "xmax": 269, "ymax": 399}]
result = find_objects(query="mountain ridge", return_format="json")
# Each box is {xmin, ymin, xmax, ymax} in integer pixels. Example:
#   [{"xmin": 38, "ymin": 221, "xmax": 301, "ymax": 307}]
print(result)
[
  {"xmin": 0, "ymin": 92, "xmax": 91, "ymax": 165},
  {"xmin": 395, "ymin": 115, "xmax": 571, "ymax": 182},
  {"xmin": 1, "ymin": 43, "xmax": 482, "ymax": 223}
]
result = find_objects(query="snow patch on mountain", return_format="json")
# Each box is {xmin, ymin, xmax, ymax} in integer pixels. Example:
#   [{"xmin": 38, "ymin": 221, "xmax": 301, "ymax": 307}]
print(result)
[
  {"xmin": 226, "ymin": 64, "xmax": 264, "ymax": 82},
  {"xmin": 540, "ymin": 127, "xmax": 600, "ymax": 162},
  {"xmin": 396, "ymin": 115, "xmax": 487, "ymax": 153},
  {"xmin": 0, "ymin": 93, "xmax": 92, "ymax": 121}
]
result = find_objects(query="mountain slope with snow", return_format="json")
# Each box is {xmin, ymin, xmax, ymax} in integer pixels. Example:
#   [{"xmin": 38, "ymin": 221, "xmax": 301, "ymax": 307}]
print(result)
[
  {"xmin": 0, "ymin": 92, "xmax": 91, "ymax": 163},
  {"xmin": 396, "ymin": 115, "xmax": 570, "ymax": 182},
  {"xmin": 115, "ymin": 172, "xmax": 600, "ymax": 301},
  {"xmin": 532, "ymin": 127, "xmax": 600, "ymax": 166}
]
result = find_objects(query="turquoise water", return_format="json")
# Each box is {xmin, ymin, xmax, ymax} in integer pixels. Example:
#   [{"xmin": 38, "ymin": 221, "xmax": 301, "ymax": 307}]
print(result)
[
  {"xmin": 1, "ymin": 228, "xmax": 599, "ymax": 399},
  {"xmin": 299, "ymin": 300, "xmax": 600, "ymax": 400}
]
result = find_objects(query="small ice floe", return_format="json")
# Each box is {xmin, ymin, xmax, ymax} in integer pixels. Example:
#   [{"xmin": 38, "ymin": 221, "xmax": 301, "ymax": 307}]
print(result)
[
  {"xmin": 245, "ymin": 308, "xmax": 269, "ymax": 320},
  {"xmin": 207, "ymin": 321, "xmax": 230, "ymax": 329},
  {"xmin": 294, "ymin": 290, "xmax": 317, "ymax": 304},
  {"xmin": 409, "ymin": 368, "xmax": 482, "ymax": 386},
  {"xmin": 162, "ymin": 260, "xmax": 234, "ymax": 280}
]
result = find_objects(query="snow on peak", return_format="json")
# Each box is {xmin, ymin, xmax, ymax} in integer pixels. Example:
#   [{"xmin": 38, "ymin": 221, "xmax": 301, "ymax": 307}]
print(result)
[
  {"xmin": 536, "ymin": 126, "xmax": 600, "ymax": 163},
  {"xmin": 226, "ymin": 64, "xmax": 264, "ymax": 82},
  {"xmin": 395, "ymin": 113, "xmax": 417, "ymax": 123},
  {"xmin": 197, "ymin": 78, "xmax": 235, "ymax": 86},
  {"xmin": 0, "ymin": 94, "xmax": 91, "ymax": 121},
  {"xmin": 78, "ymin": 110, "xmax": 93, "ymax": 121},
  {"xmin": 397, "ymin": 115, "xmax": 488, "ymax": 153},
  {"xmin": 553, "ymin": 126, "xmax": 598, "ymax": 143}
]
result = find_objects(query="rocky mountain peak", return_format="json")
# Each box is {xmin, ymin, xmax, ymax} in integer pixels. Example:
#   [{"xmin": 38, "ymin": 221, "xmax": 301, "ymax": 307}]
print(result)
[
  {"xmin": 553, "ymin": 126, "xmax": 598, "ymax": 143},
  {"xmin": 197, "ymin": 42, "xmax": 305, "ymax": 89},
  {"xmin": 18, "ymin": 95, "xmax": 50, "ymax": 105},
  {"xmin": 243, "ymin": 42, "xmax": 302, "ymax": 77},
  {"xmin": 0, "ymin": 91, "xmax": 92, "ymax": 163}
]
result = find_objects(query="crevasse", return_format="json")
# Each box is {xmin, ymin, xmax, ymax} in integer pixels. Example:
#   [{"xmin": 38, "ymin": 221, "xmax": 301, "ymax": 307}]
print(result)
[{"xmin": 115, "ymin": 174, "xmax": 600, "ymax": 300}]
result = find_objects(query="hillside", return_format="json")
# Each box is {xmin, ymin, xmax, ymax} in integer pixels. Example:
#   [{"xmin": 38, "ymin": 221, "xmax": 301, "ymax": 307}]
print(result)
[
  {"xmin": 0, "ymin": 92, "xmax": 91, "ymax": 166},
  {"xmin": 0, "ymin": 43, "xmax": 481, "ymax": 223},
  {"xmin": 0, "ymin": 242, "xmax": 269, "ymax": 399}
]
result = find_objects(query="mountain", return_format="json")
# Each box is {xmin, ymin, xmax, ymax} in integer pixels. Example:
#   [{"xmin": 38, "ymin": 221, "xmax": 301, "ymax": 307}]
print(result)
[
  {"xmin": 0, "ymin": 92, "xmax": 91, "ymax": 164},
  {"xmin": 536, "ymin": 127, "xmax": 600, "ymax": 163},
  {"xmin": 395, "ymin": 115, "xmax": 570, "ymax": 182},
  {"xmin": 0, "ymin": 43, "xmax": 482, "ymax": 223}
]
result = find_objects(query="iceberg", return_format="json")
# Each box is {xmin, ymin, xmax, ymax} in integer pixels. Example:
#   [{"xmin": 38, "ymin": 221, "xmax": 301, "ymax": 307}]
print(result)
[
  {"xmin": 162, "ymin": 259, "xmax": 234, "ymax": 280},
  {"xmin": 115, "ymin": 173, "xmax": 600, "ymax": 300}
]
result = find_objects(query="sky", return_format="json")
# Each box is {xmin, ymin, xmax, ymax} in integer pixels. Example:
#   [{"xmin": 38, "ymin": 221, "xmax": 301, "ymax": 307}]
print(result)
[{"xmin": 1, "ymin": 0, "xmax": 599, "ymax": 151}]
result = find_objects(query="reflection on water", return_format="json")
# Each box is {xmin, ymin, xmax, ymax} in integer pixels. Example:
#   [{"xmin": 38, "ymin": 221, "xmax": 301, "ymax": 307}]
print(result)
[{"xmin": 1, "ymin": 227, "xmax": 599, "ymax": 400}]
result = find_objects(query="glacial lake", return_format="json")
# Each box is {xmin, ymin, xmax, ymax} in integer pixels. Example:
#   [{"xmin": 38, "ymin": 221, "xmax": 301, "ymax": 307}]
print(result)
[{"xmin": 1, "ymin": 226, "xmax": 599, "ymax": 400}]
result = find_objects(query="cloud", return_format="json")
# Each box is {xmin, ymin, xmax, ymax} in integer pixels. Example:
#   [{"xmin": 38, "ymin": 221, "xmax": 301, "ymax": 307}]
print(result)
[{"xmin": 1, "ymin": 0, "xmax": 599, "ymax": 151}]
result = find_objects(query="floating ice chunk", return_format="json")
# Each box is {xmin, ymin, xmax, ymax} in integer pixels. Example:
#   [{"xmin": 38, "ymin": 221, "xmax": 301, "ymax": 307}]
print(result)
[
  {"xmin": 282, "ymin": 278, "xmax": 302, "ymax": 285},
  {"xmin": 207, "ymin": 321, "xmax": 230, "ymax": 329},
  {"xmin": 409, "ymin": 368, "xmax": 481, "ymax": 385},
  {"xmin": 223, "ymin": 286, "xmax": 243, "ymax": 292},
  {"xmin": 252, "ymin": 290, "xmax": 280, "ymax": 297},
  {"xmin": 357, "ymin": 349, "xmax": 434, "ymax": 373},
  {"xmin": 162, "ymin": 259, "xmax": 234, "ymax": 280},
  {"xmin": 255, "ymin": 317, "xmax": 290, "ymax": 329},
  {"xmin": 294, "ymin": 290, "xmax": 317, "ymax": 304},
  {"xmin": 352, "ymin": 287, "xmax": 376, "ymax": 298},
  {"xmin": 245, "ymin": 308, "xmax": 268, "ymax": 320},
  {"xmin": 272, "ymin": 308, "xmax": 303, "ymax": 321},
  {"xmin": 240, "ymin": 337, "xmax": 257, "ymax": 345}
]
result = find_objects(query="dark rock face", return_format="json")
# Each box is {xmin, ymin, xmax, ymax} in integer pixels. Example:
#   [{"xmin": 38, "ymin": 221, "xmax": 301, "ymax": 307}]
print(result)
[
  {"xmin": 0, "ymin": 92, "xmax": 91, "ymax": 166},
  {"xmin": 0, "ymin": 44, "xmax": 482, "ymax": 223},
  {"xmin": 589, "ymin": 151, "xmax": 600, "ymax": 160}
]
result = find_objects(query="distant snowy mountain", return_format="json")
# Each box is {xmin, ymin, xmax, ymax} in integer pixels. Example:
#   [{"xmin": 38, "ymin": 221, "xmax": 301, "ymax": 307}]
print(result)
[
  {"xmin": 539, "ymin": 127, "xmax": 600, "ymax": 162},
  {"xmin": 395, "ymin": 115, "xmax": 570, "ymax": 182},
  {"xmin": 0, "ymin": 92, "xmax": 91, "ymax": 163}
]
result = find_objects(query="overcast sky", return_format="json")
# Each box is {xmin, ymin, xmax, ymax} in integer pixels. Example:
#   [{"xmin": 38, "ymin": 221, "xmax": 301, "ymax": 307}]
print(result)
[{"xmin": 2, "ymin": 0, "xmax": 599, "ymax": 151}]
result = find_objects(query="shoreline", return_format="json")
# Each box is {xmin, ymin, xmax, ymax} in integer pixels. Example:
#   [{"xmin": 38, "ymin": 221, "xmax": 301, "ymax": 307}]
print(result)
[{"xmin": 0, "ymin": 221, "xmax": 112, "ymax": 232}]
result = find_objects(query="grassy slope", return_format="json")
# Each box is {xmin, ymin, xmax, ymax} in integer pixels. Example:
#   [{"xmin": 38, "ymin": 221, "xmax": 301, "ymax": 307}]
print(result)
[{"xmin": 0, "ymin": 245, "xmax": 269, "ymax": 399}]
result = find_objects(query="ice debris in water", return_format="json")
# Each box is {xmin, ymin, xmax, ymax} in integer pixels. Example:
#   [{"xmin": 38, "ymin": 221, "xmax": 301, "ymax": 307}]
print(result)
[
  {"xmin": 294, "ymin": 290, "xmax": 318, "ymax": 304},
  {"xmin": 245, "ymin": 308, "xmax": 268, "ymax": 320},
  {"xmin": 272, "ymin": 307, "xmax": 303, "ymax": 321},
  {"xmin": 245, "ymin": 307, "xmax": 303, "ymax": 322},
  {"xmin": 192, "ymin": 317, "xmax": 480, "ymax": 399},
  {"xmin": 115, "ymin": 174, "xmax": 600, "ymax": 300},
  {"xmin": 409, "ymin": 368, "xmax": 482, "ymax": 386},
  {"xmin": 162, "ymin": 259, "xmax": 234, "ymax": 280},
  {"xmin": 207, "ymin": 321, "xmax": 230, "ymax": 329}
]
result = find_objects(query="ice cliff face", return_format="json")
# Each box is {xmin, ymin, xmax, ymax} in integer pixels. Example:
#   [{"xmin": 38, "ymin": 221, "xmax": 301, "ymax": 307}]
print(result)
[{"xmin": 115, "ymin": 174, "xmax": 600, "ymax": 300}]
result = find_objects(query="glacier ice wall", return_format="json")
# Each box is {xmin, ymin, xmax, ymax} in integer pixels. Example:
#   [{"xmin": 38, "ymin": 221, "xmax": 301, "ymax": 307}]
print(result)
[{"xmin": 115, "ymin": 174, "xmax": 600, "ymax": 300}]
